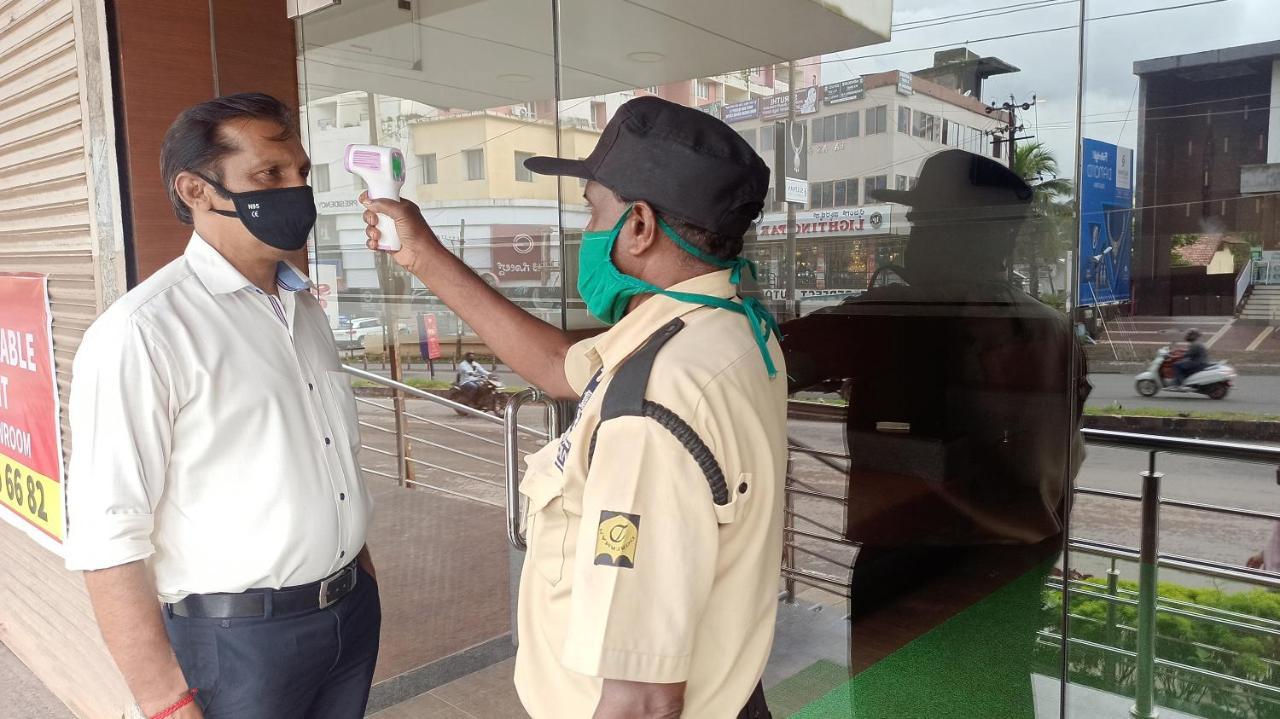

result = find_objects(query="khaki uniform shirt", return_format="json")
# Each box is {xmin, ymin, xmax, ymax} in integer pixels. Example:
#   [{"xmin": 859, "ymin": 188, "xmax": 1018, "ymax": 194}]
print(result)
[{"xmin": 513, "ymin": 270, "xmax": 788, "ymax": 718}]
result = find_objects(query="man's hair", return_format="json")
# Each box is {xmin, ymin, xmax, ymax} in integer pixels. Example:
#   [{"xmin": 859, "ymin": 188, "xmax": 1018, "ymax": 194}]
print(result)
[
  {"xmin": 616, "ymin": 192, "xmax": 743, "ymax": 262},
  {"xmin": 160, "ymin": 93, "xmax": 298, "ymax": 224}
]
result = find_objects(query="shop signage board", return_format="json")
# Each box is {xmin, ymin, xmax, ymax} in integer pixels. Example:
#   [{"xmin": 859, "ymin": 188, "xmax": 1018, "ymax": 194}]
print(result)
[
  {"xmin": 760, "ymin": 86, "xmax": 821, "ymax": 121},
  {"xmin": 756, "ymin": 205, "xmax": 893, "ymax": 238},
  {"xmin": 0, "ymin": 273, "xmax": 65, "ymax": 554},
  {"xmin": 1078, "ymin": 138, "xmax": 1135, "ymax": 306},
  {"xmin": 823, "ymin": 77, "xmax": 865, "ymax": 105},
  {"xmin": 722, "ymin": 99, "xmax": 760, "ymax": 124}
]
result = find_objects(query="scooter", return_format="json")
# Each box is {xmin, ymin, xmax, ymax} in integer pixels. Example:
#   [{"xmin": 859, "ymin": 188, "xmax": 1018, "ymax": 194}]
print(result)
[
  {"xmin": 446, "ymin": 376, "xmax": 508, "ymax": 416},
  {"xmin": 1134, "ymin": 346, "xmax": 1236, "ymax": 400}
]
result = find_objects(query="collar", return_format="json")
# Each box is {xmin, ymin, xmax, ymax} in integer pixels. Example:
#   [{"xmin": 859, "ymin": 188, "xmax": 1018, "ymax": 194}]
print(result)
[
  {"xmin": 185, "ymin": 232, "xmax": 312, "ymax": 295},
  {"xmin": 588, "ymin": 270, "xmax": 736, "ymax": 373}
]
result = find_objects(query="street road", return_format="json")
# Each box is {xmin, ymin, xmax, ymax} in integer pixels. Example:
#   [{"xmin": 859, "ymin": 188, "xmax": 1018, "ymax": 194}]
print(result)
[{"xmin": 1086, "ymin": 372, "xmax": 1280, "ymax": 415}]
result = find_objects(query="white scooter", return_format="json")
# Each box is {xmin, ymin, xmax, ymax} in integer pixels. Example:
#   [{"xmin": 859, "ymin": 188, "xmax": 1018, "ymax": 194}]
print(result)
[{"xmin": 1134, "ymin": 346, "xmax": 1236, "ymax": 400}]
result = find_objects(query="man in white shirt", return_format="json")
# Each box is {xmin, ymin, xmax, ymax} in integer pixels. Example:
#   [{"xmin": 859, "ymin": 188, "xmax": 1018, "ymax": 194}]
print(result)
[
  {"xmin": 456, "ymin": 351, "xmax": 491, "ymax": 386},
  {"xmin": 65, "ymin": 93, "xmax": 378, "ymax": 719}
]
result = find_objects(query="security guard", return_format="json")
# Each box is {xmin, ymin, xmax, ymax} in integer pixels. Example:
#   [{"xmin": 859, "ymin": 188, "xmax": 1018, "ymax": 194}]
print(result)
[{"xmin": 361, "ymin": 96, "xmax": 786, "ymax": 718}]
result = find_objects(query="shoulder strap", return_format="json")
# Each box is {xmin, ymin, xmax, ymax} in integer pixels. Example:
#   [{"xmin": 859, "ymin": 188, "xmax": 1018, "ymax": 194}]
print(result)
[{"xmin": 587, "ymin": 318, "xmax": 730, "ymax": 505}]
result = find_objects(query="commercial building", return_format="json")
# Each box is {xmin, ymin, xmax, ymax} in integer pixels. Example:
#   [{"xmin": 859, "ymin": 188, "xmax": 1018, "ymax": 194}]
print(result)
[{"xmin": 1132, "ymin": 40, "xmax": 1280, "ymax": 315}]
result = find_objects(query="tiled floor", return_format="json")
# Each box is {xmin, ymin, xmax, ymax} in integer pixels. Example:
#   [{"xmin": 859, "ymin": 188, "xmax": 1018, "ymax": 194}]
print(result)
[{"xmin": 369, "ymin": 658, "xmax": 529, "ymax": 719}]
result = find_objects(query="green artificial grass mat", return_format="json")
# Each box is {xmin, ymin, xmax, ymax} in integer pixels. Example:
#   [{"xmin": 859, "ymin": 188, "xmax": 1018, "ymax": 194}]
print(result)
[{"xmin": 777, "ymin": 562, "xmax": 1055, "ymax": 718}]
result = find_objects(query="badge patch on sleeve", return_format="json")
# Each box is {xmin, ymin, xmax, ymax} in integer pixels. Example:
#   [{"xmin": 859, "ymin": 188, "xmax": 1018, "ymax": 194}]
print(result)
[{"xmin": 594, "ymin": 511, "xmax": 641, "ymax": 569}]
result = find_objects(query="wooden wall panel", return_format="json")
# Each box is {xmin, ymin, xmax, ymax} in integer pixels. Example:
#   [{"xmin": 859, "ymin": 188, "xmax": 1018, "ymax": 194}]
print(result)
[{"xmin": 110, "ymin": 0, "xmax": 215, "ymax": 282}]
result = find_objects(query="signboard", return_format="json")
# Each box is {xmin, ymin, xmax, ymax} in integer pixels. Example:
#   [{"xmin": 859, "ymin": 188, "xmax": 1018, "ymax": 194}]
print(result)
[
  {"xmin": 491, "ymin": 224, "xmax": 552, "ymax": 282},
  {"xmin": 1078, "ymin": 138, "xmax": 1135, "ymax": 306},
  {"xmin": 761, "ymin": 86, "xmax": 821, "ymax": 121},
  {"xmin": 0, "ymin": 274, "xmax": 65, "ymax": 554},
  {"xmin": 417, "ymin": 314, "xmax": 442, "ymax": 360},
  {"xmin": 775, "ymin": 121, "xmax": 809, "ymax": 204},
  {"xmin": 699, "ymin": 102, "xmax": 723, "ymax": 119},
  {"xmin": 896, "ymin": 71, "xmax": 913, "ymax": 96},
  {"xmin": 756, "ymin": 205, "xmax": 893, "ymax": 239},
  {"xmin": 312, "ymin": 260, "xmax": 340, "ymax": 329},
  {"xmin": 823, "ymin": 77, "xmax": 865, "ymax": 105},
  {"xmin": 722, "ymin": 99, "xmax": 760, "ymax": 124}
]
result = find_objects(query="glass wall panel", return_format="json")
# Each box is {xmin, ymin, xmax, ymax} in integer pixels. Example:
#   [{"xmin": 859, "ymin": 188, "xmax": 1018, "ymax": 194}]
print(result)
[
  {"xmin": 296, "ymin": 2, "xmax": 560, "ymax": 713},
  {"xmin": 1065, "ymin": 2, "xmax": 1280, "ymax": 718}
]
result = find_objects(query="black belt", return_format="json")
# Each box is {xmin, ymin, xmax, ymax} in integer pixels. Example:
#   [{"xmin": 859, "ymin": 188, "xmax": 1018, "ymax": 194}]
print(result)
[{"xmin": 167, "ymin": 560, "xmax": 359, "ymax": 619}]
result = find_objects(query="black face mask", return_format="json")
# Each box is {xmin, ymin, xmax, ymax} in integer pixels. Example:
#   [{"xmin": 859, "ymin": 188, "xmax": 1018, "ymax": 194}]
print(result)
[{"xmin": 197, "ymin": 173, "xmax": 317, "ymax": 252}]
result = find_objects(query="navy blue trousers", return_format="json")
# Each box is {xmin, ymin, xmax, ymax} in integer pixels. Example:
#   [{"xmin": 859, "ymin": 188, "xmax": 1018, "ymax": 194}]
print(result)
[{"xmin": 163, "ymin": 567, "xmax": 381, "ymax": 719}]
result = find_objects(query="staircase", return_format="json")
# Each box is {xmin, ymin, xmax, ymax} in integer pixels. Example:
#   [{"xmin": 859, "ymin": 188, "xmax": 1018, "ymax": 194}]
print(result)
[{"xmin": 1240, "ymin": 285, "xmax": 1280, "ymax": 323}]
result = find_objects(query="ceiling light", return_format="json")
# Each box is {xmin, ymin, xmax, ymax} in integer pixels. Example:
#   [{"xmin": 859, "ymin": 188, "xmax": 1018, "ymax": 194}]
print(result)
[{"xmin": 627, "ymin": 51, "xmax": 665, "ymax": 63}]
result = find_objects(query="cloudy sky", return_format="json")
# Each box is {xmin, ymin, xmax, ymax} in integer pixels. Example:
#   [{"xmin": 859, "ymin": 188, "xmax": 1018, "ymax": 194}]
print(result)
[{"xmin": 822, "ymin": 0, "xmax": 1278, "ymax": 178}]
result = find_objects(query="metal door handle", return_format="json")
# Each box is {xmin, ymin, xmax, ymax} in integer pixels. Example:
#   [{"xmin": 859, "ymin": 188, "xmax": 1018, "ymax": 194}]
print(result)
[{"xmin": 504, "ymin": 388, "xmax": 560, "ymax": 551}]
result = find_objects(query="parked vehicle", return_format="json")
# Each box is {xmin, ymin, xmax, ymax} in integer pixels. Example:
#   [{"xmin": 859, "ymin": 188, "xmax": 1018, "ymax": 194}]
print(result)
[{"xmin": 1134, "ymin": 346, "xmax": 1236, "ymax": 400}]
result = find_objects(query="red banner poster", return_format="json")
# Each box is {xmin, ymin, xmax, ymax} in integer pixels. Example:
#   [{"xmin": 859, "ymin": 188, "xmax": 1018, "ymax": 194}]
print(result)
[
  {"xmin": 418, "ymin": 314, "xmax": 442, "ymax": 360},
  {"xmin": 0, "ymin": 273, "xmax": 65, "ymax": 553}
]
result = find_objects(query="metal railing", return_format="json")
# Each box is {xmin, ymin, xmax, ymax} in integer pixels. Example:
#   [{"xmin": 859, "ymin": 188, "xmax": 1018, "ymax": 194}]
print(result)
[
  {"xmin": 778, "ymin": 407, "xmax": 1280, "ymax": 717},
  {"xmin": 345, "ymin": 371, "xmax": 1280, "ymax": 715},
  {"xmin": 342, "ymin": 365, "xmax": 553, "ymax": 508},
  {"xmin": 1236, "ymin": 257, "xmax": 1255, "ymax": 312}
]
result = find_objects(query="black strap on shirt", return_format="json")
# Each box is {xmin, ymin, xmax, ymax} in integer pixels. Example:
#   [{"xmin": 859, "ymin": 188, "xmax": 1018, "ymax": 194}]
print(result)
[{"xmin": 586, "ymin": 318, "xmax": 730, "ymax": 506}]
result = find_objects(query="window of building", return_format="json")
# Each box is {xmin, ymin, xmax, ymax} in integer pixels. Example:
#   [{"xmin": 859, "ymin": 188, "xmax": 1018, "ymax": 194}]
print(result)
[
  {"xmin": 644, "ymin": 85, "xmax": 659, "ymax": 94},
  {"xmin": 737, "ymin": 128, "xmax": 757, "ymax": 149},
  {"xmin": 865, "ymin": 105, "xmax": 888, "ymax": 135},
  {"xmin": 807, "ymin": 178, "xmax": 859, "ymax": 209},
  {"xmin": 913, "ymin": 111, "xmax": 938, "ymax": 142},
  {"xmin": 464, "ymin": 149, "xmax": 485, "ymax": 180},
  {"xmin": 420, "ymin": 153, "xmax": 438, "ymax": 184},
  {"xmin": 897, "ymin": 105, "xmax": 911, "ymax": 134},
  {"xmin": 311, "ymin": 163, "xmax": 330, "ymax": 192},
  {"xmin": 761, "ymin": 125, "xmax": 775, "ymax": 153},
  {"xmin": 696, "ymin": 80, "xmax": 711, "ymax": 99},
  {"xmin": 863, "ymin": 175, "xmax": 887, "ymax": 203},
  {"xmin": 812, "ymin": 112, "xmax": 860, "ymax": 143},
  {"xmin": 515, "ymin": 151, "xmax": 535, "ymax": 182},
  {"xmin": 993, "ymin": 137, "xmax": 1003, "ymax": 159},
  {"xmin": 896, "ymin": 174, "xmax": 909, "ymax": 191}
]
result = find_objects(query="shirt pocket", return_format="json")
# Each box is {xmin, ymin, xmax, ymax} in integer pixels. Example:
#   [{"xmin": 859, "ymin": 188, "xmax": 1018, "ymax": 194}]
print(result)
[
  {"xmin": 712, "ymin": 472, "xmax": 751, "ymax": 525},
  {"xmin": 325, "ymin": 370, "xmax": 362, "ymax": 453},
  {"xmin": 521, "ymin": 447, "xmax": 572, "ymax": 586}
]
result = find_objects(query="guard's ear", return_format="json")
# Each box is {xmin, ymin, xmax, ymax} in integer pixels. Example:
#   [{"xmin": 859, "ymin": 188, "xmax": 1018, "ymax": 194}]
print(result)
[{"xmin": 622, "ymin": 201, "xmax": 661, "ymax": 257}]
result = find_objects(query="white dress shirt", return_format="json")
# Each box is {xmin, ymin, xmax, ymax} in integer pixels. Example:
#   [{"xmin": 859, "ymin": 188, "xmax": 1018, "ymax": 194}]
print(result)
[{"xmin": 65, "ymin": 233, "xmax": 371, "ymax": 602}]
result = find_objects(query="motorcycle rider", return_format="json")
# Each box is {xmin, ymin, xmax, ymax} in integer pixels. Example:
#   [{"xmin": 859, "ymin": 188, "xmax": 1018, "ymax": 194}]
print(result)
[
  {"xmin": 1174, "ymin": 329, "xmax": 1209, "ymax": 386},
  {"xmin": 455, "ymin": 352, "xmax": 494, "ymax": 404}
]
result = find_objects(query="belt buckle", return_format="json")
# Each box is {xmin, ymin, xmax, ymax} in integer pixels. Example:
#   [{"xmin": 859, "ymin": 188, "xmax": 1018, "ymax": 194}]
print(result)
[{"xmin": 318, "ymin": 564, "xmax": 355, "ymax": 609}]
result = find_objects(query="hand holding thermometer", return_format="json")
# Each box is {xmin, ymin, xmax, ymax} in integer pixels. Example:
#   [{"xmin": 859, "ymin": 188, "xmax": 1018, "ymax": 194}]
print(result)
[{"xmin": 344, "ymin": 144, "xmax": 406, "ymax": 251}]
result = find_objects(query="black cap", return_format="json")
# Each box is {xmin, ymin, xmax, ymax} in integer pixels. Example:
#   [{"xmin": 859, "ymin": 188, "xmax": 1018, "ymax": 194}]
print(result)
[
  {"xmin": 524, "ymin": 96, "xmax": 770, "ymax": 238},
  {"xmin": 870, "ymin": 149, "xmax": 1034, "ymax": 221}
]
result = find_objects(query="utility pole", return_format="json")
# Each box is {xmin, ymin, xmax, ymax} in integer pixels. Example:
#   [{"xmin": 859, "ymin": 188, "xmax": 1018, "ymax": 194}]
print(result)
[
  {"xmin": 986, "ymin": 93, "xmax": 1036, "ymax": 170},
  {"xmin": 987, "ymin": 94, "xmax": 1039, "ymax": 292}
]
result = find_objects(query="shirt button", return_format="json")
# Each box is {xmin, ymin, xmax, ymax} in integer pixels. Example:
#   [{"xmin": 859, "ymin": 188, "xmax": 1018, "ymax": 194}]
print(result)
[
  {"xmin": 340, "ymin": 493, "xmax": 346, "ymax": 500},
  {"xmin": 325, "ymin": 437, "xmax": 332, "ymax": 445},
  {"xmin": 340, "ymin": 550, "xmax": 346, "ymax": 558},
  {"xmin": 308, "ymin": 382, "xmax": 314, "ymax": 391}
]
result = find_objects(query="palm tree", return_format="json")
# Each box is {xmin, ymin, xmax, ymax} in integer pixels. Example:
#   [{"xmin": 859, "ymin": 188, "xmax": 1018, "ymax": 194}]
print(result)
[{"xmin": 1012, "ymin": 142, "xmax": 1073, "ymax": 299}]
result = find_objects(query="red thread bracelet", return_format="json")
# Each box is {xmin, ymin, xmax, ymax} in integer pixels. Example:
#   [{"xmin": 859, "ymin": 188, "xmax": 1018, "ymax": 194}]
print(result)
[{"xmin": 149, "ymin": 688, "xmax": 198, "ymax": 719}]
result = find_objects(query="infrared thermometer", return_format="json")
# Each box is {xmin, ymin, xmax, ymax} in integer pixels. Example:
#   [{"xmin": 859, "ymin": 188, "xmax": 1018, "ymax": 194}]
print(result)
[{"xmin": 344, "ymin": 143, "xmax": 406, "ymax": 252}]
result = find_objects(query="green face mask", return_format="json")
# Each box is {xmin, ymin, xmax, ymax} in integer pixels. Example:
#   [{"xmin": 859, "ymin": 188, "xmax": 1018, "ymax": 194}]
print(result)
[{"xmin": 576, "ymin": 206, "xmax": 782, "ymax": 377}]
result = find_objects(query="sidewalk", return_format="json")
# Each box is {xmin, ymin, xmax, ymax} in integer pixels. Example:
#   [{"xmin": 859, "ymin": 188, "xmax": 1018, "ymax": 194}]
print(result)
[{"xmin": 0, "ymin": 643, "xmax": 72, "ymax": 719}]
